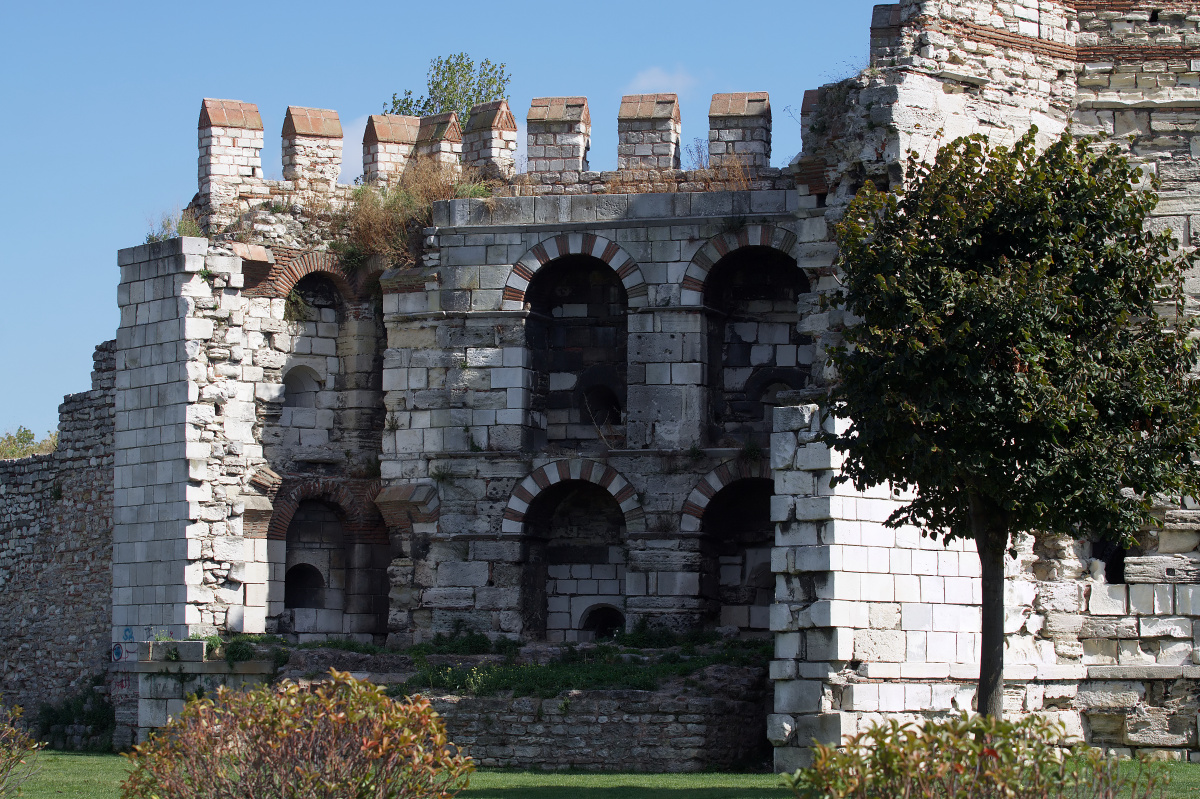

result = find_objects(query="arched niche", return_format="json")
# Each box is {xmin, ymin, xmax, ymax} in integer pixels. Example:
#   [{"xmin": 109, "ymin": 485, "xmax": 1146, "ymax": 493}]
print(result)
[
  {"xmin": 525, "ymin": 255, "xmax": 629, "ymax": 451},
  {"xmin": 703, "ymin": 246, "xmax": 810, "ymax": 446},
  {"xmin": 521, "ymin": 479, "xmax": 628, "ymax": 643},
  {"xmin": 282, "ymin": 499, "xmax": 348, "ymax": 634},
  {"xmin": 700, "ymin": 477, "xmax": 775, "ymax": 633}
]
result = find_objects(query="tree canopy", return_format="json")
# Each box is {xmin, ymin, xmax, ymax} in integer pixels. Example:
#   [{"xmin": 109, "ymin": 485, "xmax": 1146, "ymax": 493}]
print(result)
[
  {"xmin": 385, "ymin": 53, "xmax": 511, "ymax": 126},
  {"xmin": 828, "ymin": 129, "xmax": 1200, "ymax": 716},
  {"xmin": 0, "ymin": 426, "xmax": 57, "ymax": 459}
]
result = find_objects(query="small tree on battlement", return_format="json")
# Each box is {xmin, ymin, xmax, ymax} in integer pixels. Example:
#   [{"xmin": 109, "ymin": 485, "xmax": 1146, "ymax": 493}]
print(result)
[
  {"xmin": 828, "ymin": 129, "xmax": 1200, "ymax": 717},
  {"xmin": 386, "ymin": 52, "xmax": 510, "ymax": 127}
]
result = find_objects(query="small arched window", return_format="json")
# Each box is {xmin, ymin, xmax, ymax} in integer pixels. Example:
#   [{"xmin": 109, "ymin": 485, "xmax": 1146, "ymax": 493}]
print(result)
[
  {"xmin": 284, "ymin": 563, "xmax": 326, "ymax": 609},
  {"xmin": 283, "ymin": 366, "xmax": 322, "ymax": 408},
  {"xmin": 580, "ymin": 606, "xmax": 626, "ymax": 641}
]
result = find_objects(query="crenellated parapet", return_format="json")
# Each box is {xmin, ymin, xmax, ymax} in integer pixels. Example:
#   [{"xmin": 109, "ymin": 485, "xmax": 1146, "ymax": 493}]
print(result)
[
  {"xmin": 282, "ymin": 106, "xmax": 343, "ymax": 187},
  {"xmin": 415, "ymin": 111, "xmax": 463, "ymax": 166},
  {"xmin": 363, "ymin": 114, "xmax": 419, "ymax": 186},
  {"xmin": 709, "ymin": 92, "xmax": 771, "ymax": 171},
  {"xmin": 462, "ymin": 99, "xmax": 518, "ymax": 179},
  {"xmin": 527, "ymin": 96, "xmax": 591, "ymax": 178},
  {"xmin": 197, "ymin": 98, "xmax": 265, "ymax": 231},
  {"xmin": 618, "ymin": 94, "xmax": 681, "ymax": 170},
  {"xmin": 193, "ymin": 89, "xmax": 799, "ymax": 237}
]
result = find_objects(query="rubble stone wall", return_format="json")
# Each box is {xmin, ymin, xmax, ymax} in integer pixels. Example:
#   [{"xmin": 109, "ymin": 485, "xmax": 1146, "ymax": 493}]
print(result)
[
  {"xmin": 0, "ymin": 342, "xmax": 115, "ymax": 715},
  {"xmin": 432, "ymin": 671, "xmax": 769, "ymax": 771}
]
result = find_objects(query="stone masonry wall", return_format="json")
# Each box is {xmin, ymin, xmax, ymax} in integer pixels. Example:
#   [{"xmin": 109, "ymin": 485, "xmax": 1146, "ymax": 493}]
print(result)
[
  {"xmin": 112, "ymin": 236, "xmax": 388, "ymax": 649},
  {"xmin": 13, "ymin": 0, "xmax": 1200, "ymax": 766},
  {"xmin": 431, "ymin": 667, "xmax": 769, "ymax": 771},
  {"xmin": 128, "ymin": 643, "xmax": 768, "ymax": 770},
  {"xmin": 0, "ymin": 342, "xmax": 115, "ymax": 716},
  {"xmin": 768, "ymin": 404, "xmax": 1200, "ymax": 766}
]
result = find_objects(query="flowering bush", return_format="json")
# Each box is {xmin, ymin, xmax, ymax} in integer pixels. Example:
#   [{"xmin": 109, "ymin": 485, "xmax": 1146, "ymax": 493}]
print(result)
[
  {"xmin": 122, "ymin": 669, "xmax": 472, "ymax": 799},
  {"xmin": 781, "ymin": 714, "xmax": 1167, "ymax": 799},
  {"xmin": 0, "ymin": 705, "xmax": 42, "ymax": 797}
]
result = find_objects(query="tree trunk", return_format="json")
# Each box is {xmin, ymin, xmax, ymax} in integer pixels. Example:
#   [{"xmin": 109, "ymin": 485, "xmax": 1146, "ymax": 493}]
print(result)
[{"xmin": 969, "ymin": 491, "xmax": 1009, "ymax": 718}]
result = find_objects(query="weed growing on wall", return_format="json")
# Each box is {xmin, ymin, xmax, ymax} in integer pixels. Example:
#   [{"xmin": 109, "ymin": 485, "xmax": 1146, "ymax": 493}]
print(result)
[
  {"xmin": 34, "ymin": 677, "xmax": 116, "ymax": 752},
  {"xmin": 121, "ymin": 670, "xmax": 473, "ymax": 799},
  {"xmin": 333, "ymin": 158, "xmax": 491, "ymax": 269},
  {"xmin": 144, "ymin": 209, "xmax": 202, "ymax": 243},
  {"xmin": 394, "ymin": 636, "xmax": 770, "ymax": 699}
]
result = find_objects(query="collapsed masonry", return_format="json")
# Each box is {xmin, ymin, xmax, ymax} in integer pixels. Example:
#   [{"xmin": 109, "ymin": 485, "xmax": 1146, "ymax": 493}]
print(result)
[{"xmin": 5, "ymin": 0, "xmax": 1200, "ymax": 766}]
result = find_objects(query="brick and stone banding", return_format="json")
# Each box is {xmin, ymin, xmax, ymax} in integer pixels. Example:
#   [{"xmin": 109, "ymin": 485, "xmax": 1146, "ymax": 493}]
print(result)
[
  {"xmin": 502, "ymin": 460, "xmax": 646, "ymax": 534},
  {"xmin": 680, "ymin": 224, "xmax": 802, "ymax": 306},
  {"xmin": 501, "ymin": 234, "xmax": 649, "ymax": 311}
]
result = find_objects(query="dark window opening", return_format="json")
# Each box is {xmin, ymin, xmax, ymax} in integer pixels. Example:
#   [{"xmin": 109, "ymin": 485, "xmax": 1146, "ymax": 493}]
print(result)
[
  {"xmin": 581, "ymin": 384, "xmax": 622, "ymax": 427},
  {"xmin": 525, "ymin": 256, "xmax": 627, "ymax": 450},
  {"xmin": 1093, "ymin": 541, "xmax": 1127, "ymax": 584},
  {"xmin": 292, "ymin": 273, "xmax": 344, "ymax": 321},
  {"xmin": 702, "ymin": 478, "xmax": 775, "ymax": 631},
  {"xmin": 522, "ymin": 480, "xmax": 627, "ymax": 642},
  {"xmin": 285, "ymin": 564, "xmax": 326, "ymax": 609},
  {"xmin": 704, "ymin": 247, "xmax": 810, "ymax": 446}
]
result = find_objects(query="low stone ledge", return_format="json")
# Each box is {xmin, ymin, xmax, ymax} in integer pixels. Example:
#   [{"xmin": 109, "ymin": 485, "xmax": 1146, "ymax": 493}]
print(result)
[{"xmin": 1085, "ymin": 665, "xmax": 1186, "ymax": 679}]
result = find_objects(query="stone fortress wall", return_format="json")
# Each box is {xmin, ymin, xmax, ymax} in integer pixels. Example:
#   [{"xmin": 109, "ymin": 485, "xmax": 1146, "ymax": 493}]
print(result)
[
  {"xmin": 0, "ymin": 343, "xmax": 115, "ymax": 715},
  {"xmin": 6, "ymin": 0, "xmax": 1200, "ymax": 767}
]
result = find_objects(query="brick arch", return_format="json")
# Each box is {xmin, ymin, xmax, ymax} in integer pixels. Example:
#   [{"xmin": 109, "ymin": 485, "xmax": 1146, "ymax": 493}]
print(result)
[
  {"xmin": 266, "ymin": 476, "xmax": 387, "ymax": 544},
  {"xmin": 502, "ymin": 459, "xmax": 645, "ymax": 535},
  {"xmin": 680, "ymin": 224, "xmax": 805, "ymax": 307},
  {"xmin": 680, "ymin": 459, "xmax": 771, "ymax": 532},
  {"xmin": 501, "ymin": 234, "xmax": 649, "ymax": 311},
  {"xmin": 244, "ymin": 250, "xmax": 363, "ymax": 302}
]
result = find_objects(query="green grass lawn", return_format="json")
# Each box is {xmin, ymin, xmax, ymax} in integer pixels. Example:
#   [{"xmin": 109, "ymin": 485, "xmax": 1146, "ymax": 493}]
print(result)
[
  {"xmin": 17, "ymin": 752, "xmax": 129, "ymax": 799},
  {"xmin": 12, "ymin": 751, "xmax": 1200, "ymax": 799}
]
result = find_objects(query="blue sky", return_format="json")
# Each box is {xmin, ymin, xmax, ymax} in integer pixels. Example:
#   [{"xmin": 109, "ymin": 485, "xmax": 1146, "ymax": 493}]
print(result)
[{"xmin": 0, "ymin": 0, "xmax": 878, "ymax": 436}]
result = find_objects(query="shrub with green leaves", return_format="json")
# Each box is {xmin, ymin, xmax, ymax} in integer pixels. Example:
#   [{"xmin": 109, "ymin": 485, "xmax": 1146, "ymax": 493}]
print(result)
[
  {"xmin": 780, "ymin": 714, "xmax": 1167, "ymax": 799},
  {"xmin": 121, "ymin": 669, "xmax": 472, "ymax": 799},
  {"xmin": 0, "ymin": 705, "xmax": 42, "ymax": 797}
]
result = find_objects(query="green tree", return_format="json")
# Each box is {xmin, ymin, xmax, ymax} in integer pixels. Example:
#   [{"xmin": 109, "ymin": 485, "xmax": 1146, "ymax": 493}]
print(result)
[
  {"xmin": 385, "ymin": 53, "xmax": 510, "ymax": 127},
  {"xmin": 828, "ymin": 130, "xmax": 1200, "ymax": 717},
  {"xmin": 0, "ymin": 426, "xmax": 57, "ymax": 459}
]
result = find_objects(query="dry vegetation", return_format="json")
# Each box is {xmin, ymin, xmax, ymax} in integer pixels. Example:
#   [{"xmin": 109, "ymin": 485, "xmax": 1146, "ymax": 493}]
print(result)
[{"xmin": 334, "ymin": 159, "xmax": 491, "ymax": 269}]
